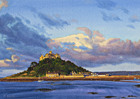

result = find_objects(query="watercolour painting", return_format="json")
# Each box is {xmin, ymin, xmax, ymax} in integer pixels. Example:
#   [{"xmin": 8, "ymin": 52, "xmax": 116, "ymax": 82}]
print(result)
[{"xmin": 0, "ymin": 0, "xmax": 140, "ymax": 99}]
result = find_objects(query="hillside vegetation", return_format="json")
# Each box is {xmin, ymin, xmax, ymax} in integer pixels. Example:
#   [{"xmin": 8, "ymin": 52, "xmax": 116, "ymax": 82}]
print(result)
[{"xmin": 11, "ymin": 58, "xmax": 90, "ymax": 77}]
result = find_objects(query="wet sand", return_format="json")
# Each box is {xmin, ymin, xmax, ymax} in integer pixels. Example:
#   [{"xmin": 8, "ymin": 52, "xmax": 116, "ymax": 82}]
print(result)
[{"xmin": 0, "ymin": 75, "xmax": 138, "ymax": 82}]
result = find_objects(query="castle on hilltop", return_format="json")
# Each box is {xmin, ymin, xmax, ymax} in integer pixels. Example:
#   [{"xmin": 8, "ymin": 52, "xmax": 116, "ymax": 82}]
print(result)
[{"xmin": 39, "ymin": 51, "xmax": 60, "ymax": 61}]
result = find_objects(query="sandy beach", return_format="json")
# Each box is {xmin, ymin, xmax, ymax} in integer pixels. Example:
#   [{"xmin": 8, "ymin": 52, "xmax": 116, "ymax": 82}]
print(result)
[{"xmin": 0, "ymin": 75, "xmax": 139, "ymax": 82}]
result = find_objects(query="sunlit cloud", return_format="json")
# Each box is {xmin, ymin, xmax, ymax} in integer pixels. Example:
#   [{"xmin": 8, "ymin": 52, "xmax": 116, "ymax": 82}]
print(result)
[
  {"xmin": 47, "ymin": 27, "xmax": 140, "ymax": 67},
  {"xmin": 0, "ymin": 60, "xmax": 10, "ymax": 67},
  {"xmin": 11, "ymin": 55, "xmax": 20, "ymax": 63},
  {"xmin": 129, "ymin": 15, "xmax": 140, "ymax": 22},
  {"xmin": 77, "ymin": 27, "xmax": 92, "ymax": 38},
  {"xmin": 0, "ymin": 0, "xmax": 8, "ymax": 10},
  {"xmin": 6, "ymin": 48, "xmax": 13, "ymax": 51},
  {"xmin": 0, "ymin": 55, "xmax": 20, "ymax": 67}
]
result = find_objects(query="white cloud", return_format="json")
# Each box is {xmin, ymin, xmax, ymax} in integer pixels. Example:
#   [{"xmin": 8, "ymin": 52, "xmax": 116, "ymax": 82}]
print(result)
[
  {"xmin": 0, "ymin": 55, "xmax": 20, "ymax": 67},
  {"xmin": 85, "ymin": 63, "xmax": 140, "ymax": 72},
  {"xmin": 48, "ymin": 33, "xmax": 92, "ymax": 49},
  {"xmin": 6, "ymin": 48, "xmax": 13, "ymax": 51},
  {"xmin": 47, "ymin": 27, "xmax": 140, "ymax": 68},
  {"xmin": 0, "ymin": 60, "xmax": 10, "ymax": 67},
  {"xmin": 77, "ymin": 27, "xmax": 92, "ymax": 38},
  {"xmin": 0, "ymin": 69, "xmax": 23, "ymax": 77},
  {"xmin": 11, "ymin": 55, "xmax": 20, "ymax": 63}
]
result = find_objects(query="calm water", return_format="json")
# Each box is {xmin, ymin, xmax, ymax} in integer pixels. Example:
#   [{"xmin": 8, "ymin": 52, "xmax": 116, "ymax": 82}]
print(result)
[{"xmin": 0, "ymin": 80, "xmax": 140, "ymax": 99}]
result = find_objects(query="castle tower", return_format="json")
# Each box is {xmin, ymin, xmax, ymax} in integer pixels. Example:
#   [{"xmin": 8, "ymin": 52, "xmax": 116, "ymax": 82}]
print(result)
[
  {"xmin": 55, "ymin": 53, "xmax": 60, "ymax": 58},
  {"xmin": 39, "ymin": 51, "xmax": 61, "ymax": 60},
  {"xmin": 49, "ymin": 51, "xmax": 52, "ymax": 54},
  {"xmin": 45, "ymin": 53, "xmax": 49, "ymax": 58},
  {"xmin": 39, "ymin": 55, "xmax": 44, "ymax": 61}
]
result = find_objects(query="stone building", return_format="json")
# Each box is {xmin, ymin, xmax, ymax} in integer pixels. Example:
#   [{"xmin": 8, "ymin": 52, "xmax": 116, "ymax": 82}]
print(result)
[
  {"xmin": 39, "ymin": 51, "xmax": 60, "ymax": 61},
  {"xmin": 46, "ymin": 71, "xmax": 59, "ymax": 77}
]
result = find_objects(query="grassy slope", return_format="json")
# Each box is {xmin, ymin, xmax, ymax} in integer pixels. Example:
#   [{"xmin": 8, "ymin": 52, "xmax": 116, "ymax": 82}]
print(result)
[{"xmin": 10, "ymin": 58, "xmax": 90, "ymax": 78}]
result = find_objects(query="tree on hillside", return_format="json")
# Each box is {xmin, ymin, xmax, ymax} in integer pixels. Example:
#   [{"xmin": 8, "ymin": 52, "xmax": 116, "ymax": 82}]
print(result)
[
  {"xmin": 27, "ymin": 62, "xmax": 38, "ymax": 71},
  {"xmin": 30, "ymin": 62, "xmax": 38, "ymax": 67}
]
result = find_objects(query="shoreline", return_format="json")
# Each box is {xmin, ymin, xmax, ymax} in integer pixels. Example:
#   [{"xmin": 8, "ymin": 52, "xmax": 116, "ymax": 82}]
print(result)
[{"xmin": 0, "ymin": 75, "xmax": 138, "ymax": 82}]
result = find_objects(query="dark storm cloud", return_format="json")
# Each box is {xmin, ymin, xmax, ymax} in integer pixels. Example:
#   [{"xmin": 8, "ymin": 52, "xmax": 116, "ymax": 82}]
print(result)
[
  {"xmin": 120, "ymin": 8, "xmax": 129, "ymax": 14},
  {"xmin": 33, "ymin": 24, "xmax": 46, "ymax": 34},
  {"xmin": 38, "ymin": 12, "xmax": 70, "ymax": 28},
  {"xmin": 101, "ymin": 12, "xmax": 121, "ymax": 22},
  {"xmin": 0, "ymin": 41, "xmax": 13, "ymax": 59},
  {"xmin": 0, "ymin": 13, "xmax": 49, "ymax": 49},
  {"xmin": 126, "ymin": 25, "xmax": 135, "ymax": 29},
  {"xmin": 0, "ymin": 11, "xmax": 71, "ymax": 69},
  {"xmin": 96, "ymin": 0, "xmax": 117, "ymax": 10},
  {"xmin": 0, "ymin": 13, "xmax": 51, "ymax": 69},
  {"xmin": 28, "ymin": 7, "xmax": 70, "ymax": 28},
  {"xmin": 95, "ymin": 0, "xmax": 129, "ymax": 14}
]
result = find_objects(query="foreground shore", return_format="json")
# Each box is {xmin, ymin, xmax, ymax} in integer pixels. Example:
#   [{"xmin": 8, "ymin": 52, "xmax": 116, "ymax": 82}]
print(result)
[{"xmin": 0, "ymin": 75, "xmax": 140, "ymax": 82}]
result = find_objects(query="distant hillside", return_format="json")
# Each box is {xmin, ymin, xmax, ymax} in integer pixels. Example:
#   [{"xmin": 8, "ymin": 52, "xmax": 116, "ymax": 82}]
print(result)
[
  {"xmin": 95, "ymin": 71, "xmax": 140, "ymax": 75},
  {"xmin": 11, "ymin": 58, "xmax": 90, "ymax": 77}
]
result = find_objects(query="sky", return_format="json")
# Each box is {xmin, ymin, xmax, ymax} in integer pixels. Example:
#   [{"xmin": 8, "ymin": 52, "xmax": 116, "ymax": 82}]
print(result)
[{"xmin": 0, "ymin": 0, "xmax": 140, "ymax": 77}]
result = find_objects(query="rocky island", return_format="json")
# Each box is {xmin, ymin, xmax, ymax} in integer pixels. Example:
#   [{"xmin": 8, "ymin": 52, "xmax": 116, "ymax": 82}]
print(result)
[{"xmin": 0, "ymin": 51, "xmax": 139, "ymax": 82}]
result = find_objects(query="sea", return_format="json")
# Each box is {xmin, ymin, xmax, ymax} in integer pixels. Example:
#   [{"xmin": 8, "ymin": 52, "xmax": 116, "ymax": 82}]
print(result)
[{"xmin": 0, "ymin": 80, "xmax": 140, "ymax": 99}]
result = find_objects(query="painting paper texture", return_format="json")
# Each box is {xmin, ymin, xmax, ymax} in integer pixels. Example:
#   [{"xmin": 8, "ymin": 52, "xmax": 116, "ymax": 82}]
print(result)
[{"xmin": 0, "ymin": 0, "xmax": 140, "ymax": 99}]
